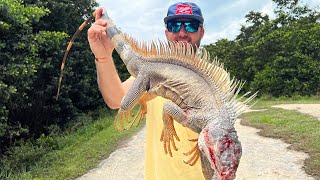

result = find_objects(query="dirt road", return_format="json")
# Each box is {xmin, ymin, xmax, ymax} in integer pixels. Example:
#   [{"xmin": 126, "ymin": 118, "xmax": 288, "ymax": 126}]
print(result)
[{"xmin": 77, "ymin": 104, "xmax": 319, "ymax": 180}]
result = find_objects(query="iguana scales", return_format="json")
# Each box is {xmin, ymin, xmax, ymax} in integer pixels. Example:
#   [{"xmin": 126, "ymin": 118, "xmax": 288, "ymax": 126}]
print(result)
[{"xmin": 57, "ymin": 8, "xmax": 257, "ymax": 180}]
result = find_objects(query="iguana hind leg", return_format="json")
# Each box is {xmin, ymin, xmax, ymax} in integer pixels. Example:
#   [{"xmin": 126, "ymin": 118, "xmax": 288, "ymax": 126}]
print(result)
[
  {"xmin": 160, "ymin": 101, "xmax": 192, "ymax": 157},
  {"xmin": 160, "ymin": 112, "xmax": 180, "ymax": 157}
]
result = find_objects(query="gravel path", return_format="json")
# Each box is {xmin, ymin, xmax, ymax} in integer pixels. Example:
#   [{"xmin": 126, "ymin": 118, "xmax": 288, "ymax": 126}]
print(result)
[
  {"xmin": 77, "ymin": 104, "xmax": 320, "ymax": 180},
  {"xmin": 272, "ymin": 104, "xmax": 320, "ymax": 120}
]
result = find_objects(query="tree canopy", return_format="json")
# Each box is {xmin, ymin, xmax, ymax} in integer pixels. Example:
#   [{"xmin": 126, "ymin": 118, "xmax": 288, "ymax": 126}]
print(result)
[
  {"xmin": 0, "ymin": 0, "xmax": 107, "ymax": 153},
  {"xmin": 205, "ymin": 0, "xmax": 320, "ymax": 97}
]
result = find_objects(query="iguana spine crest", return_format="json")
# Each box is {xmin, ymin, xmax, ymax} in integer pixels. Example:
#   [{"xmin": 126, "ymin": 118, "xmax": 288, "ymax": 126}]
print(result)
[{"xmin": 106, "ymin": 21, "xmax": 256, "ymax": 121}]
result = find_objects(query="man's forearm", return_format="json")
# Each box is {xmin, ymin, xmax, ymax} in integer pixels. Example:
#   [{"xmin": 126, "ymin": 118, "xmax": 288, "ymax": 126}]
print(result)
[{"xmin": 95, "ymin": 57, "xmax": 125, "ymax": 109}]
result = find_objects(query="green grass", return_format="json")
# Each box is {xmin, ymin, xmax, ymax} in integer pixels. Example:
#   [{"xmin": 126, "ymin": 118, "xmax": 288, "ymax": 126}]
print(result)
[
  {"xmin": 252, "ymin": 95, "xmax": 320, "ymax": 109},
  {"xmin": 0, "ymin": 108, "xmax": 145, "ymax": 180},
  {"xmin": 241, "ymin": 96, "xmax": 320, "ymax": 178}
]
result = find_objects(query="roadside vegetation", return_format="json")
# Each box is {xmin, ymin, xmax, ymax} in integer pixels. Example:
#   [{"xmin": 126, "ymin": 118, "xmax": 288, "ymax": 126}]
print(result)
[
  {"xmin": 241, "ymin": 95, "xmax": 320, "ymax": 178},
  {"xmin": 0, "ymin": 108, "xmax": 144, "ymax": 180}
]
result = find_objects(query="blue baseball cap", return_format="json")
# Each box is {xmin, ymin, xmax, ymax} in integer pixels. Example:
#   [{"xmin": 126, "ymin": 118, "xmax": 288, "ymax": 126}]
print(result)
[{"xmin": 164, "ymin": 2, "xmax": 204, "ymax": 24}]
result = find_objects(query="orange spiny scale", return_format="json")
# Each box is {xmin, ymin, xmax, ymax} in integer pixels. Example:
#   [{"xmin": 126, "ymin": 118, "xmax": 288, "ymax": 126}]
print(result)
[
  {"xmin": 197, "ymin": 59, "xmax": 203, "ymax": 70},
  {"xmin": 201, "ymin": 59, "xmax": 207, "ymax": 70},
  {"xmin": 204, "ymin": 59, "xmax": 210, "ymax": 71},
  {"xmin": 160, "ymin": 41, "xmax": 165, "ymax": 55},
  {"xmin": 196, "ymin": 57, "xmax": 203, "ymax": 67},
  {"xmin": 152, "ymin": 41, "xmax": 157, "ymax": 55},
  {"xmin": 199, "ymin": 59, "xmax": 205, "ymax": 70},
  {"xmin": 207, "ymin": 52, "xmax": 211, "ymax": 62},
  {"xmin": 203, "ymin": 48, "xmax": 208, "ymax": 61},
  {"xmin": 168, "ymin": 41, "xmax": 174, "ymax": 55},
  {"xmin": 177, "ymin": 43, "xmax": 182, "ymax": 59},
  {"xmin": 207, "ymin": 64, "xmax": 215, "ymax": 75},
  {"xmin": 180, "ymin": 43, "xmax": 185, "ymax": 57},
  {"xmin": 172, "ymin": 42, "xmax": 178, "ymax": 55},
  {"xmin": 175, "ymin": 43, "xmax": 180, "ymax": 57},
  {"xmin": 185, "ymin": 44, "xmax": 191, "ymax": 56}
]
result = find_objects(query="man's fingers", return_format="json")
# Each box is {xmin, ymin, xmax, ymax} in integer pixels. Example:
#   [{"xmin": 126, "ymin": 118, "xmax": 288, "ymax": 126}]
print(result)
[
  {"xmin": 94, "ymin": 19, "xmax": 107, "ymax": 26},
  {"xmin": 95, "ymin": 8, "xmax": 103, "ymax": 21}
]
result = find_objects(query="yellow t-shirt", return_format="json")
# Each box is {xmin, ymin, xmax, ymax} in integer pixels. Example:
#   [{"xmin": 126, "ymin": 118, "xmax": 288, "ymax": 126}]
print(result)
[{"xmin": 145, "ymin": 97, "xmax": 204, "ymax": 180}]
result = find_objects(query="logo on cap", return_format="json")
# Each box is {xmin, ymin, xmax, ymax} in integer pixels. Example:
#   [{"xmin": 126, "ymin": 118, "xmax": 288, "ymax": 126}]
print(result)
[{"xmin": 175, "ymin": 4, "xmax": 193, "ymax": 15}]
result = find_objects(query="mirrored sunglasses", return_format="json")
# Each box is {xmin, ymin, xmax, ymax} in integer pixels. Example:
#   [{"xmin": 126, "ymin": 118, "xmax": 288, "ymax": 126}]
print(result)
[{"xmin": 167, "ymin": 20, "xmax": 201, "ymax": 33}]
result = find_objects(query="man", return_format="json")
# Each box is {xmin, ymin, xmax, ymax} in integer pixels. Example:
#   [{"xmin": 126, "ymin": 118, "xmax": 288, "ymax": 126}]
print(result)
[{"xmin": 88, "ymin": 2, "xmax": 206, "ymax": 179}]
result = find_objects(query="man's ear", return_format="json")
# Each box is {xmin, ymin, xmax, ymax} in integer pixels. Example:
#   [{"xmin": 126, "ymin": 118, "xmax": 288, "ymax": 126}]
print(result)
[
  {"xmin": 165, "ymin": 29, "xmax": 169, "ymax": 39},
  {"xmin": 200, "ymin": 27, "xmax": 204, "ymax": 39}
]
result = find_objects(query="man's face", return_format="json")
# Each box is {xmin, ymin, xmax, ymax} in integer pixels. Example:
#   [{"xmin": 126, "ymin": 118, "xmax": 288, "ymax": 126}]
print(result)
[{"xmin": 165, "ymin": 18, "xmax": 204, "ymax": 50}]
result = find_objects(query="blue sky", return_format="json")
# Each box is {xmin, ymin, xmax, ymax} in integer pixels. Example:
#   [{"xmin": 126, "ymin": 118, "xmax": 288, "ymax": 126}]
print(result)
[{"xmin": 96, "ymin": 0, "xmax": 319, "ymax": 45}]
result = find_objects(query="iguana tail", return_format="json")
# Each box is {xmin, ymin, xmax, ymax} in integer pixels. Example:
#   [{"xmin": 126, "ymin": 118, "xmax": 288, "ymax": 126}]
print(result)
[
  {"xmin": 56, "ymin": 11, "xmax": 97, "ymax": 100},
  {"xmin": 100, "ymin": 8, "xmax": 140, "ymax": 67}
]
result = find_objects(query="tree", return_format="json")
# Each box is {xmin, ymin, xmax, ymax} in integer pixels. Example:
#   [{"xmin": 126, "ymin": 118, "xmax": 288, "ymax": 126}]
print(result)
[
  {"xmin": 0, "ymin": 0, "xmax": 104, "ymax": 153},
  {"xmin": 205, "ymin": 0, "xmax": 320, "ymax": 96}
]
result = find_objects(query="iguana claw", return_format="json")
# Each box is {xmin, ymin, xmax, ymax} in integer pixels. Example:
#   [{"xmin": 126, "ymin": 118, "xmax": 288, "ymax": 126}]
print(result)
[
  {"xmin": 183, "ymin": 138, "xmax": 200, "ymax": 166},
  {"xmin": 160, "ymin": 114, "xmax": 180, "ymax": 157},
  {"xmin": 129, "ymin": 102, "xmax": 147, "ymax": 129},
  {"xmin": 114, "ymin": 109, "xmax": 133, "ymax": 130}
]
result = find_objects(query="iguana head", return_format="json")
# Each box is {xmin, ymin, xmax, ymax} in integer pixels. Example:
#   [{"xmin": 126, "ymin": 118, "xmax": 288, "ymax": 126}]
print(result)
[{"xmin": 198, "ymin": 126, "xmax": 242, "ymax": 180}]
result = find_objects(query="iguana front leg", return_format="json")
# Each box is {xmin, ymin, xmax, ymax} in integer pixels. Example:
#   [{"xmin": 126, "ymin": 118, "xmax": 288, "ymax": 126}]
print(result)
[{"xmin": 115, "ymin": 74, "xmax": 149, "ymax": 130}]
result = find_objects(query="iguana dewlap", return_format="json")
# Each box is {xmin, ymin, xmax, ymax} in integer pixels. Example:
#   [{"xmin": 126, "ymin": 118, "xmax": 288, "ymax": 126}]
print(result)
[{"xmin": 99, "ymin": 9, "xmax": 257, "ymax": 180}]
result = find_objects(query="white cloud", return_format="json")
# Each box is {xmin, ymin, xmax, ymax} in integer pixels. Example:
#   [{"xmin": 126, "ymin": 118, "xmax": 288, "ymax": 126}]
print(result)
[{"xmin": 260, "ymin": 2, "xmax": 275, "ymax": 17}]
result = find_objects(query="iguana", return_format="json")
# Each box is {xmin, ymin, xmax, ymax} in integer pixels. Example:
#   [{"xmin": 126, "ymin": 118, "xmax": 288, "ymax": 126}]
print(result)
[{"xmin": 57, "ymin": 8, "xmax": 257, "ymax": 180}]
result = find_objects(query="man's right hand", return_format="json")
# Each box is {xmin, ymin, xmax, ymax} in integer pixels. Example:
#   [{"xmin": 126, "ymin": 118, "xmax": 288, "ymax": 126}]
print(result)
[{"xmin": 88, "ymin": 8, "xmax": 115, "ymax": 60}]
